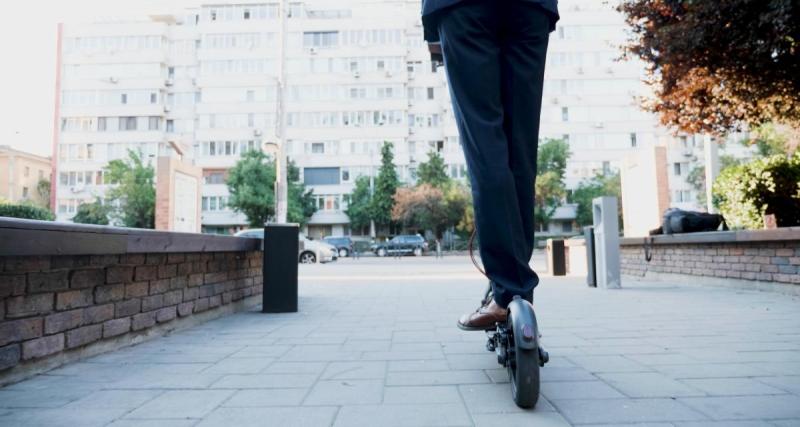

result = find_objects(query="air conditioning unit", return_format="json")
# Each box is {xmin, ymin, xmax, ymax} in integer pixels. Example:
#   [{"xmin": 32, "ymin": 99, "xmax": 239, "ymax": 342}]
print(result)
[
  {"xmin": 70, "ymin": 184, "xmax": 85, "ymax": 194},
  {"xmin": 605, "ymin": 67, "xmax": 614, "ymax": 74},
  {"xmin": 409, "ymin": 128, "xmax": 416, "ymax": 135},
  {"xmin": 164, "ymin": 105, "xmax": 172, "ymax": 113},
  {"xmin": 551, "ymin": 97, "xmax": 559, "ymax": 105},
  {"xmin": 165, "ymin": 78, "xmax": 174, "ymax": 86},
  {"xmin": 353, "ymin": 71, "xmax": 361, "ymax": 79},
  {"xmin": 253, "ymin": 129, "xmax": 263, "ymax": 137},
  {"xmin": 408, "ymin": 72, "xmax": 416, "ymax": 80},
  {"xmin": 108, "ymin": 76, "xmax": 119, "ymax": 84},
  {"xmin": 594, "ymin": 122, "xmax": 605, "ymax": 129},
  {"xmin": 385, "ymin": 70, "xmax": 393, "ymax": 78},
  {"xmin": 191, "ymin": 78, "xmax": 197, "ymax": 86},
  {"xmin": 309, "ymin": 47, "xmax": 317, "ymax": 55},
  {"xmin": 576, "ymin": 67, "xmax": 584, "ymax": 75}
]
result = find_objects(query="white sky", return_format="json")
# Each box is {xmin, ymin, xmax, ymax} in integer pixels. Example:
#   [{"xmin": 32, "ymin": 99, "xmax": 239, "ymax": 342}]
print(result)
[{"xmin": 0, "ymin": 1, "xmax": 198, "ymax": 157}]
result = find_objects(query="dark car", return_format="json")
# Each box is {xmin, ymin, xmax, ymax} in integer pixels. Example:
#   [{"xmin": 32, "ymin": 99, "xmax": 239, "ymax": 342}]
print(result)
[
  {"xmin": 371, "ymin": 234, "xmax": 428, "ymax": 257},
  {"xmin": 323, "ymin": 236, "xmax": 354, "ymax": 257}
]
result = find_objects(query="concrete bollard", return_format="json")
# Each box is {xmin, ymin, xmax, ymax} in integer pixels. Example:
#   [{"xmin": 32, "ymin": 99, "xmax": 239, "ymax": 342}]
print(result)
[{"xmin": 592, "ymin": 197, "xmax": 621, "ymax": 289}]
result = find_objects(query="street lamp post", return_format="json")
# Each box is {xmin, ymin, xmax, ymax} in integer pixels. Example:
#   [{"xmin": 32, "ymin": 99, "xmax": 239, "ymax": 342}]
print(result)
[{"xmin": 273, "ymin": 0, "xmax": 289, "ymax": 224}]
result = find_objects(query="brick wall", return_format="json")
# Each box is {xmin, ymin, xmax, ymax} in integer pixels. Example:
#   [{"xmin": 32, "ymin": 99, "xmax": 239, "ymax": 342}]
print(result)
[
  {"xmin": 0, "ymin": 251, "xmax": 262, "ymax": 374},
  {"xmin": 621, "ymin": 240, "xmax": 800, "ymax": 286}
]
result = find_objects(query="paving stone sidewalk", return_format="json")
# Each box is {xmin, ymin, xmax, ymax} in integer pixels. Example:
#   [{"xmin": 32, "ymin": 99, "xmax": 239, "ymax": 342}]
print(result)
[{"xmin": 1, "ymin": 256, "xmax": 799, "ymax": 426}]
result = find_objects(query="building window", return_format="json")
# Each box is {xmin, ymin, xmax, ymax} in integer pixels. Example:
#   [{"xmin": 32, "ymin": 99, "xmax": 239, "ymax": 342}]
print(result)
[
  {"xmin": 121, "ymin": 93, "xmax": 128, "ymax": 104},
  {"xmin": 427, "ymin": 87, "xmax": 434, "ymax": 100},
  {"xmin": 561, "ymin": 107, "xmax": 569, "ymax": 122},
  {"xmin": 246, "ymin": 90, "xmax": 255, "ymax": 102},
  {"xmin": 150, "ymin": 92, "xmax": 158, "ymax": 104},
  {"xmin": 341, "ymin": 168, "xmax": 350, "ymax": 182},
  {"xmin": 630, "ymin": 133, "xmax": 638, "ymax": 147},
  {"xmin": 311, "ymin": 142, "xmax": 325, "ymax": 154},
  {"xmin": 166, "ymin": 119, "xmax": 175, "ymax": 132},
  {"xmin": 674, "ymin": 162, "xmax": 682, "ymax": 176},
  {"xmin": 148, "ymin": 116, "xmax": 160, "ymax": 131},
  {"xmin": 303, "ymin": 31, "xmax": 339, "ymax": 48},
  {"xmin": 304, "ymin": 167, "xmax": 340, "ymax": 185},
  {"xmin": 121, "ymin": 117, "xmax": 137, "ymax": 131},
  {"xmin": 674, "ymin": 190, "xmax": 692, "ymax": 203},
  {"xmin": 38, "ymin": 170, "xmax": 44, "ymax": 180},
  {"xmin": 603, "ymin": 161, "xmax": 611, "ymax": 175},
  {"xmin": 204, "ymin": 172, "xmax": 225, "ymax": 184},
  {"xmin": 98, "ymin": 117, "xmax": 107, "ymax": 132},
  {"xmin": 24, "ymin": 166, "xmax": 30, "ymax": 177},
  {"xmin": 243, "ymin": 8, "xmax": 251, "ymax": 19}
]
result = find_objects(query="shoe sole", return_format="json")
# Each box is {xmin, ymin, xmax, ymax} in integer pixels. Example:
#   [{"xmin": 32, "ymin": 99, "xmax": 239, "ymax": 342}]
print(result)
[{"xmin": 456, "ymin": 321, "xmax": 497, "ymax": 332}]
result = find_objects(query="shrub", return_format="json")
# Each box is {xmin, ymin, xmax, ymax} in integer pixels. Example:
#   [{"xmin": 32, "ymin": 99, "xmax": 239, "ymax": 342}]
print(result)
[
  {"xmin": 714, "ymin": 153, "xmax": 800, "ymax": 229},
  {"xmin": 0, "ymin": 203, "xmax": 55, "ymax": 221}
]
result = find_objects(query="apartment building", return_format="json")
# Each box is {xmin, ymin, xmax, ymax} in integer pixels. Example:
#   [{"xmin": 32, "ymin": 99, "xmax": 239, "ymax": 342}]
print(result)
[
  {"xmin": 0, "ymin": 146, "xmax": 52, "ymax": 207},
  {"xmin": 54, "ymin": 0, "xmax": 729, "ymax": 235}
]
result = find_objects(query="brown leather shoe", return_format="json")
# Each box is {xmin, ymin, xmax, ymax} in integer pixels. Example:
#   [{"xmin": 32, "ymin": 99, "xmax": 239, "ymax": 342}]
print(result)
[{"xmin": 457, "ymin": 299, "xmax": 508, "ymax": 331}]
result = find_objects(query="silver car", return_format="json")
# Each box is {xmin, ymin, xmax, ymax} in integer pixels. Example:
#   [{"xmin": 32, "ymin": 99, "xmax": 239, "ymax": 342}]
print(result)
[{"xmin": 234, "ymin": 229, "xmax": 337, "ymax": 264}]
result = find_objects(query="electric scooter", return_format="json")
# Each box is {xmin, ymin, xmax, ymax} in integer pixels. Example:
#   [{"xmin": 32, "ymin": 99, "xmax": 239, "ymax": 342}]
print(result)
[
  {"xmin": 468, "ymin": 232, "xmax": 549, "ymax": 409},
  {"xmin": 479, "ymin": 285, "xmax": 548, "ymax": 408}
]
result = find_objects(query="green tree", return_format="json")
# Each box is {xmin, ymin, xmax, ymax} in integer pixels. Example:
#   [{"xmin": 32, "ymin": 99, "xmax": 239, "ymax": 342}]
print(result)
[
  {"xmin": 392, "ymin": 183, "xmax": 467, "ymax": 240},
  {"xmin": 534, "ymin": 139, "xmax": 570, "ymax": 231},
  {"xmin": 416, "ymin": 150, "xmax": 450, "ymax": 188},
  {"xmin": 227, "ymin": 152, "xmax": 316, "ymax": 228},
  {"xmin": 287, "ymin": 160, "xmax": 316, "ymax": 226},
  {"xmin": 619, "ymin": 0, "xmax": 800, "ymax": 134},
  {"xmin": 346, "ymin": 175, "xmax": 373, "ymax": 234},
  {"xmin": 714, "ymin": 153, "xmax": 800, "ymax": 229},
  {"xmin": 36, "ymin": 179, "xmax": 51, "ymax": 210},
  {"xmin": 227, "ymin": 150, "xmax": 276, "ymax": 227},
  {"xmin": 370, "ymin": 141, "xmax": 400, "ymax": 232},
  {"xmin": 534, "ymin": 172, "xmax": 566, "ymax": 232},
  {"xmin": 105, "ymin": 150, "xmax": 155, "ymax": 229},
  {"xmin": 570, "ymin": 173, "xmax": 622, "ymax": 227},
  {"xmin": 72, "ymin": 198, "xmax": 111, "ymax": 225},
  {"xmin": 537, "ymin": 138, "xmax": 570, "ymax": 178},
  {"xmin": 744, "ymin": 123, "xmax": 799, "ymax": 157}
]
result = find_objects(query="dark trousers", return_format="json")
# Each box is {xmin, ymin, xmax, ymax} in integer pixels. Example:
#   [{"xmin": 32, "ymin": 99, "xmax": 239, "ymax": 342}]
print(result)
[{"xmin": 438, "ymin": 1, "xmax": 551, "ymax": 307}]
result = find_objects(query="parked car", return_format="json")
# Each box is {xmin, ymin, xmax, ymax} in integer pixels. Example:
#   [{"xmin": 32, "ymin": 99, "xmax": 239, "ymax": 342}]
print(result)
[
  {"xmin": 234, "ymin": 229, "xmax": 337, "ymax": 264},
  {"xmin": 323, "ymin": 236, "xmax": 355, "ymax": 257},
  {"xmin": 370, "ymin": 234, "xmax": 428, "ymax": 257}
]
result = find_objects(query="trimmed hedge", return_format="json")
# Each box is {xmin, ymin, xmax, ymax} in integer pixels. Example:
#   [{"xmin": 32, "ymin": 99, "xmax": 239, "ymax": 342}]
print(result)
[{"xmin": 0, "ymin": 203, "xmax": 55, "ymax": 221}]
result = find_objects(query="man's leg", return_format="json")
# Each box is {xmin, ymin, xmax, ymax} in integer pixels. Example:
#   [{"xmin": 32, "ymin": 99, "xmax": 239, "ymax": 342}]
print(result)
[
  {"xmin": 438, "ymin": 2, "xmax": 537, "ymax": 309},
  {"xmin": 499, "ymin": 3, "xmax": 552, "ymax": 302}
]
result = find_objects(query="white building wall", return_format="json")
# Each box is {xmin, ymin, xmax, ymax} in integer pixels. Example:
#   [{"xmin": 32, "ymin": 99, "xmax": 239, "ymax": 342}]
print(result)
[{"xmin": 54, "ymin": 0, "xmax": 751, "ymax": 233}]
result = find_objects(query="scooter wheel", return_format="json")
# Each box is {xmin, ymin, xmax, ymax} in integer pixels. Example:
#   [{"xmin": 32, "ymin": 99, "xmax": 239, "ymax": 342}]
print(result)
[{"xmin": 507, "ymin": 309, "xmax": 540, "ymax": 409}]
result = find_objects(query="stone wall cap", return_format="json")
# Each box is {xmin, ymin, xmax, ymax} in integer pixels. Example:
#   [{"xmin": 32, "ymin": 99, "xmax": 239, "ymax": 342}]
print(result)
[
  {"xmin": 620, "ymin": 227, "xmax": 800, "ymax": 246},
  {"xmin": 0, "ymin": 217, "xmax": 260, "ymax": 256}
]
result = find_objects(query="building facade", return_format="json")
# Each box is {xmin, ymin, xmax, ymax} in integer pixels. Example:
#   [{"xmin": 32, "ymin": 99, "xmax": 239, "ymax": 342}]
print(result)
[
  {"xmin": 0, "ymin": 146, "xmax": 52, "ymax": 208},
  {"xmin": 53, "ymin": 0, "xmax": 741, "ymax": 234}
]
